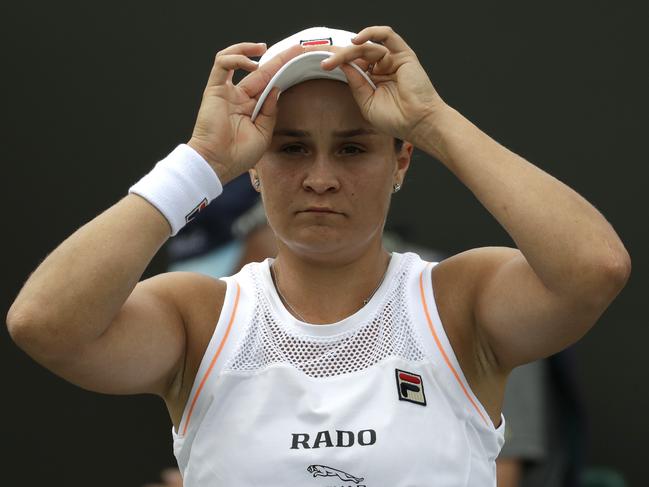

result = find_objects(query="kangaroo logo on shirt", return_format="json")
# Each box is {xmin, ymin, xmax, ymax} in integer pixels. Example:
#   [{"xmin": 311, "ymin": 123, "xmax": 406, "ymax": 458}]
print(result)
[
  {"xmin": 306, "ymin": 464, "xmax": 364, "ymax": 484},
  {"xmin": 395, "ymin": 369, "xmax": 427, "ymax": 406}
]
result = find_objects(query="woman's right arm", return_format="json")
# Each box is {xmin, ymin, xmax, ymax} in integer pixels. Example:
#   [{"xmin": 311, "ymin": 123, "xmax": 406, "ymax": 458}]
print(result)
[
  {"xmin": 6, "ymin": 41, "xmax": 302, "ymax": 399},
  {"xmin": 6, "ymin": 194, "xmax": 201, "ymax": 397}
]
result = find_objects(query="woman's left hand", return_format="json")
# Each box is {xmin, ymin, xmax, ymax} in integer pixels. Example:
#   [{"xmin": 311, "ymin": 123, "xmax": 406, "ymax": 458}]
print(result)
[{"xmin": 320, "ymin": 25, "xmax": 445, "ymax": 142}]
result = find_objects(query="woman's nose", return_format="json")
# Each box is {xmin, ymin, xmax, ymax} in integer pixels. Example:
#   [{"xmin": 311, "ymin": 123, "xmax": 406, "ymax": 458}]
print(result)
[{"xmin": 302, "ymin": 155, "xmax": 340, "ymax": 194}]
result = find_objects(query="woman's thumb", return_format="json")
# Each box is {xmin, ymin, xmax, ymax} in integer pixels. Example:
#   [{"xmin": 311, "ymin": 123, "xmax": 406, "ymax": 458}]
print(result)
[{"xmin": 254, "ymin": 87, "xmax": 280, "ymax": 136}]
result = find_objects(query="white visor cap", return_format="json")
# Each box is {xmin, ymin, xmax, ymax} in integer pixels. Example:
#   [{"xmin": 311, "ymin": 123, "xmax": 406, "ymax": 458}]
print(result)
[{"xmin": 251, "ymin": 26, "xmax": 376, "ymax": 121}]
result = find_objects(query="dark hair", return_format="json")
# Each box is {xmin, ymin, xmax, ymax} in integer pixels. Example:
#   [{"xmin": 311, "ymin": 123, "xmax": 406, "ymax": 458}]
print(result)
[{"xmin": 394, "ymin": 138, "xmax": 404, "ymax": 152}]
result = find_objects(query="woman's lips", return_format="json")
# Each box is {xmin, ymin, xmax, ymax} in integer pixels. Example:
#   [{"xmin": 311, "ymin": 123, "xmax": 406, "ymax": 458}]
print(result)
[{"xmin": 300, "ymin": 207, "xmax": 342, "ymax": 214}]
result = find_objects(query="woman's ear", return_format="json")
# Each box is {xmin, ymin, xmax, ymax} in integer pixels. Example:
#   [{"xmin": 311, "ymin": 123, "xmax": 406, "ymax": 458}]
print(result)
[
  {"xmin": 249, "ymin": 169, "xmax": 261, "ymax": 192},
  {"xmin": 394, "ymin": 141, "xmax": 413, "ymax": 184}
]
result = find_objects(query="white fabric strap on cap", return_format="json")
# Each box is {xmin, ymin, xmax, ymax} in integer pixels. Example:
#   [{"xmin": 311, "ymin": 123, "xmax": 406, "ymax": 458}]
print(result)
[{"xmin": 129, "ymin": 144, "xmax": 223, "ymax": 236}]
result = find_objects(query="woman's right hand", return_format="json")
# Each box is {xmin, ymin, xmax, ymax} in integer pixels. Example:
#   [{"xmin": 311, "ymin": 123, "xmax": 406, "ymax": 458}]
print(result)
[{"xmin": 187, "ymin": 42, "xmax": 302, "ymax": 184}]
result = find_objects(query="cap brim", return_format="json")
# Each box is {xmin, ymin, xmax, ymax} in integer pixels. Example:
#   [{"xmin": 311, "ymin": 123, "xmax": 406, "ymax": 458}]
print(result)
[{"xmin": 251, "ymin": 51, "xmax": 375, "ymax": 121}]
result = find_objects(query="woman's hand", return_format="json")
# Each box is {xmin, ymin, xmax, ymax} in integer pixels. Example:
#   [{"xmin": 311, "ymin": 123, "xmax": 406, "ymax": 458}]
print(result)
[
  {"xmin": 188, "ymin": 42, "xmax": 302, "ymax": 184},
  {"xmin": 320, "ymin": 26, "xmax": 446, "ymax": 143}
]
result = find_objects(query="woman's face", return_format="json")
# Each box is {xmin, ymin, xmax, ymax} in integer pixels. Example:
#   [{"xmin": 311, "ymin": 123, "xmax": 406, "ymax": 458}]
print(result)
[{"xmin": 253, "ymin": 79, "xmax": 411, "ymax": 261}]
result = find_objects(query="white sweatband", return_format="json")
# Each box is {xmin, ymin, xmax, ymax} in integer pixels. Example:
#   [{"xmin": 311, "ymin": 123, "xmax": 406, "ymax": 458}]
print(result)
[{"xmin": 129, "ymin": 144, "xmax": 223, "ymax": 236}]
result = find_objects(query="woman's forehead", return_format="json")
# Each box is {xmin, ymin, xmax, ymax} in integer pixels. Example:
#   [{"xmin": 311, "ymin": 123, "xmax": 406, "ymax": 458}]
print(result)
[{"xmin": 275, "ymin": 79, "xmax": 369, "ymax": 129}]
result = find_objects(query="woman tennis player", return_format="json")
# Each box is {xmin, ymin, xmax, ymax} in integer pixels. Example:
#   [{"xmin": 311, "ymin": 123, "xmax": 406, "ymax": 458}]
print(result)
[{"xmin": 7, "ymin": 26, "xmax": 630, "ymax": 486}]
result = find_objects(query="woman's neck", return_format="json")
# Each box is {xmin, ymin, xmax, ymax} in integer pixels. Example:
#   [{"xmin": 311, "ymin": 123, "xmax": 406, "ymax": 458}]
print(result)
[{"xmin": 271, "ymin": 243, "xmax": 392, "ymax": 324}]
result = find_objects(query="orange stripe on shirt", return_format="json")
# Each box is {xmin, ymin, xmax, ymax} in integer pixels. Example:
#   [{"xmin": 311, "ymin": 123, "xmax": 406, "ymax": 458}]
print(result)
[
  {"xmin": 181, "ymin": 282, "xmax": 241, "ymax": 436},
  {"xmin": 419, "ymin": 267, "xmax": 490, "ymax": 427}
]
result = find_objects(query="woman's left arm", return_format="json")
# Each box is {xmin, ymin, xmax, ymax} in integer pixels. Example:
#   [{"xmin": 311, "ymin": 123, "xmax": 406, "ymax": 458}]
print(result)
[
  {"xmin": 324, "ymin": 25, "xmax": 631, "ymax": 369},
  {"xmin": 413, "ymin": 101, "xmax": 631, "ymax": 368}
]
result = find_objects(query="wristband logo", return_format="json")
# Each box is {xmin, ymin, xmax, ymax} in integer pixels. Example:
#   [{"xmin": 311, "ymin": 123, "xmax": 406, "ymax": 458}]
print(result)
[
  {"xmin": 185, "ymin": 198, "xmax": 208, "ymax": 223},
  {"xmin": 395, "ymin": 369, "xmax": 426, "ymax": 406}
]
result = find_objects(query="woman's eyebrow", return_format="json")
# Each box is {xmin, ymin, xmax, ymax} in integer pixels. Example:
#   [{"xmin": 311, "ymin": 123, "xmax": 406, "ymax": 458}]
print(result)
[
  {"xmin": 333, "ymin": 128, "xmax": 378, "ymax": 138},
  {"xmin": 273, "ymin": 129, "xmax": 310, "ymax": 137},
  {"xmin": 272, "ymin": 128, "xmax": 378, "ymax": 138}
]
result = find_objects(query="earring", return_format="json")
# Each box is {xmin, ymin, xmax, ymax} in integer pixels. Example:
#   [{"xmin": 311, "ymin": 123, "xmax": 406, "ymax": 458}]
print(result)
[
  {"xmin": 254, "ymin": 177, "xmax": 261, "ymax": 190},
  {"xmin": 392, "ymin": 182, "xmax": 401, "ymax": 193}
]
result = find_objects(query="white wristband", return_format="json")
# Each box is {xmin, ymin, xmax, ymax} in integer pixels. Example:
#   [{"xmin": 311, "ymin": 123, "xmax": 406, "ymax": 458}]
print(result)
[{"xmin": 129, "ymin": 144, "xmax": 223, "ymax": 236}]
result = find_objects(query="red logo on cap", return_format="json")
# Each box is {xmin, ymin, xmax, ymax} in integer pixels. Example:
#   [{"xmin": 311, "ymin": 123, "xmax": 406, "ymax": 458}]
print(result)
[{"xmin": 300, "ymin": 37, "xmax": 333, "ymax": 47}]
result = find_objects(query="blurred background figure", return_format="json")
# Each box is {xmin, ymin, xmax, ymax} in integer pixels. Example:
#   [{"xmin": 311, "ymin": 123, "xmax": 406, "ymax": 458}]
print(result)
[
  {"xmin": 497, "ymin": 349, "xmax": 588, "ymax": 487},
  {"xmin": 166, "ymin": 174, "xmax": 276, "ymax": 278},
  {"xmin": 143, "ymin": 468, "xmax": 183, "ymax": 487},
  {"xmin": 497, "ymin": 348, "xmax": 628, "ymax": 487}
]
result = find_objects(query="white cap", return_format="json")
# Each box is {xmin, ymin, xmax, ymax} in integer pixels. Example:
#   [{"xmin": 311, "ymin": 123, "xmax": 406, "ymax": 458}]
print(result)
[{"xmin": 251, "ymin": 26, "xmax": 376, "ymax": 121}]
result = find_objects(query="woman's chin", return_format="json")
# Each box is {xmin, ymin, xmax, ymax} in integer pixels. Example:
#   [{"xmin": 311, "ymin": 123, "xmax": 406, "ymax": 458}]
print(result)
[
  {"xmin": 287, "ymin": 230, "xmax": 347, "ymax": 256},
  {"xmin": 280, "ymin": 226, "xmax": 377, "ymax": 261}
]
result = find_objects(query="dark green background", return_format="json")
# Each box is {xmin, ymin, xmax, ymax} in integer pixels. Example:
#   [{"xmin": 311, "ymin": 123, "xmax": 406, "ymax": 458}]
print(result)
[{"xmin": 2, "ymin": 1, "xmax": 647, "ymax": 485}]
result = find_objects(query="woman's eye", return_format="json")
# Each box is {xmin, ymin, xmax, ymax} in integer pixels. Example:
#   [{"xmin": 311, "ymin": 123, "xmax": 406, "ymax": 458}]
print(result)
[
  {"xmin": 340, "ymin": 145, "xmax": 365, "ymax": 155},
  {"xmin": 281, "ymin": 144, "xmax": 307, "ymax": 154}
]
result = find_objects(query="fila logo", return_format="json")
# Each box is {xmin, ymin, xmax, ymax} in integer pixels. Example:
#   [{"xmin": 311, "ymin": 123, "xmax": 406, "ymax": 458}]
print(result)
[
  {"xmin": 185, "ymin": 198, "xmax": 208, "ymax": 223},
  {"xmin": 300, "ymin": 37, "xmax": 333, "ymax": 47},
  {"xmin": 395, "ymin": 369, "xmax": 427, "ymax": 406}
]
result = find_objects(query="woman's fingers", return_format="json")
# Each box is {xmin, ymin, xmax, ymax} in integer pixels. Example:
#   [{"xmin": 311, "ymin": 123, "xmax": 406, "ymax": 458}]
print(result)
[
  {"xmin": 205, "ymin": 53, "xmax": 260, "ymax": 88},
  {"xmin": 216, "ymin": 42, "xmax": 267, "ymax": 57},
  {"xmin": 238, "ymin": 44, "xmax": 304, "ymax": 97},
  {"xmin": 339, "ymin": 64, "xmax": 374, "ymax": 109},
  {"xmin": 353, "ymin": 25, "xmax": 412, "ymax": 54},
  {"xmin": 204, "ymin": 42, "xmax": 267, "ymax": 89},
  {"xmin": 257, "ymin": 87, "xmax": 280, "ymax": 118},
  {"xmin": 321, "ymin": 43, "xmax": 390, "ymax": 73},
  {"xmin": 301, "ymin": 45, "xmax": 370, "ymax": 71},
  {"xmin": 253, "ymin": 87, "xmax": 281, "ymax": 137}
]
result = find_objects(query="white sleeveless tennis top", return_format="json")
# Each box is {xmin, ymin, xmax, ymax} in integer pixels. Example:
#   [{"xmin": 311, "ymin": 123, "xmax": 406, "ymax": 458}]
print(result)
[{"xmin": 172, "ymin": 252, "xmax": 505, "ymax": 486}]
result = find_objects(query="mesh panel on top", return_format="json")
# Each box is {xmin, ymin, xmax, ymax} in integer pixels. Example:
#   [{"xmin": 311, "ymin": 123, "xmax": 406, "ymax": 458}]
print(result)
[{"xmin": 224, "ymin": 254, "xmax": 427, "ymax": 378}]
